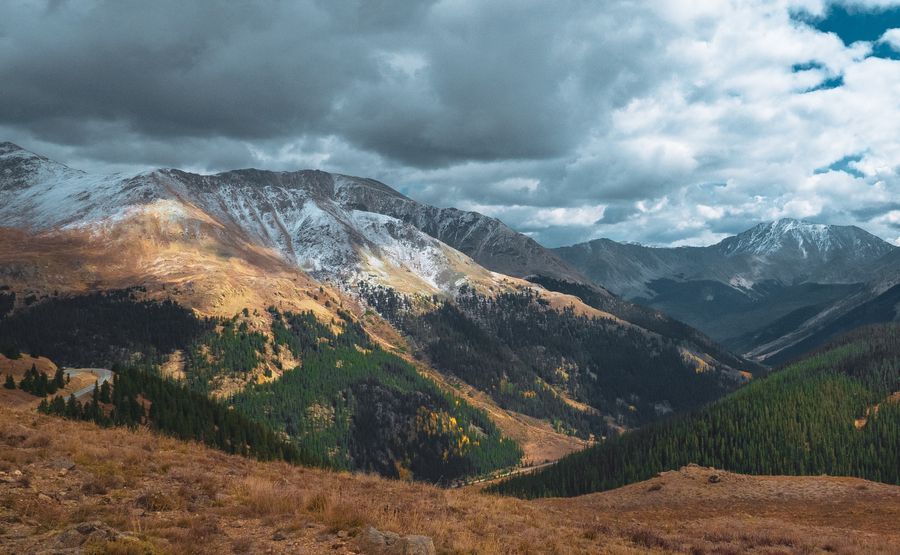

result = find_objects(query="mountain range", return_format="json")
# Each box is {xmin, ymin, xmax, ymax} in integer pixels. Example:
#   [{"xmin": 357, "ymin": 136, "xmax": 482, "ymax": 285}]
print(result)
[
  {"xmin": 556, "ymin": 219, "xmax": 899, "ymax": 363},
  {"xmin": 0, "ymin": 141, "xmax": 752, "ymax": 476},
  {"xmin": 0, "ymin": 141, "xmax": 584, "ymax": 298}
]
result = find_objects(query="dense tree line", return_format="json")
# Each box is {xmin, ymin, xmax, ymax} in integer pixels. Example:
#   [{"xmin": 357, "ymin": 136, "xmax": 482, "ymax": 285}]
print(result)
[
  {"xmin": 39, "ymin": 366, "xmax": 305, "ymax": 464},
  {"xmin": 5, "ymin": 292, "xmax": 521, "ymax": 480},
  {"xmin": 0, "ymin": 289, "xmax": 208, "ymax": 367},
  {"xmin": 490, "ymin": 324, "xmax": 900, "ymax": 498},
  {"xmin": 231, "ymin": 308, "xmax": 522, "ymax": 483},
  {"xmin": 359, "ymin": 283, "xmax": 730, "ymax": 439},
  {"xmin": 16, "ymin": 364, "xmax": 67, "ymax": 396},
  {"xmin": 526, "ymin": 276, "xmax": 760, "ymax": 375}
]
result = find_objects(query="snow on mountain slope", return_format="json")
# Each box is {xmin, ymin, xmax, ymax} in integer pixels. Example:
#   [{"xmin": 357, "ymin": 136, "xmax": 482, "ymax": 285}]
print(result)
[
  {"xmin": 714, "ymin": 218, "xmax": 894, "ymax": 272},
  {"xmin": 333, "ymin": 174, "xmax": 590, "ymax": 285},
  {"xmin": 0, "ymin": 143, "xmax": 502, "ymax": 296},
  {"xmin": 555, "ymin": 218, "xmax": 897, "ymax": 359},
  {"xmin": 557, "ymin": 218, "xmax": 895, "ymax": 299}
]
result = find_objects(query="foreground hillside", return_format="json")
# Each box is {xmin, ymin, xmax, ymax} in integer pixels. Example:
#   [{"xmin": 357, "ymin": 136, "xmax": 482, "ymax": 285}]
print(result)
[
  {"xmin": 492, "ymin": 325, "xmax": 900, "ymax": 498},
  {"xmin": 1, "ymin": 406, "xmax": 898, "ymax": 554}
]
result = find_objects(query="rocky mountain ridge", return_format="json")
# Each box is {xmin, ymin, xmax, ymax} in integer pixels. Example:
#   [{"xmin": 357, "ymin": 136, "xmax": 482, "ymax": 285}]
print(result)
[
  {"xmin": 555, "ymin": 218, "xmax": 897, "ymax": 362},
  {"xmin": 1, "ymin": 142, "xmax": 588, "ymax": 297},
  {"xmin": 0, "ymin": 142, "xmax": 754, "ymax": 456},
  {"xmin": 556, "ymin": 218, "xmax": 894, "ymax": 299}
]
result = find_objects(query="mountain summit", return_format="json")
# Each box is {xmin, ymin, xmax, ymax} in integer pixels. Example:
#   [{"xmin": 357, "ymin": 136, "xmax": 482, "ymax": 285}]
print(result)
[
  {"xmin": 555, "ymin": 219, "xmax": 897, "ymax": 360},
  {"xmin": 717, "ymin": 218, "xmax": 891, "ymax": 260},
  {"xmin": 0, "ymin": 143, "xmax": 584, "ymax": 294}
]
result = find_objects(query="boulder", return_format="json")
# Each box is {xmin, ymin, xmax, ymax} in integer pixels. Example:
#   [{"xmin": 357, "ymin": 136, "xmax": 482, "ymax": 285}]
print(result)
[
  {"xmin": 49, "ymin": 458, "xmax": 76, "ymax": 471},
  {"xmin": 55, "ymin": 521, "xmax": 121, "ymax": 549},
  {"xmin": 402, "ymin": 535, "xmax": 436, "ymax": 555},
  {"xmin": 358, "ymin": 526, "xmax": 435, "ymax": 555}
]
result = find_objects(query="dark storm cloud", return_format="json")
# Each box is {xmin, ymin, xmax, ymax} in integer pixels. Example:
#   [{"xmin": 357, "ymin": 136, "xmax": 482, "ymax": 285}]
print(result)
[
  {"xmin": 0, "ymin": 0, "xmax": 663, "ymax": 169},
  {"xmin": 596, "ymin": 203, "xmax": 637, "ymax": 225},
  {"xmin": 1, "ymin": 2, "xmax": 367, "ymax": 141}
]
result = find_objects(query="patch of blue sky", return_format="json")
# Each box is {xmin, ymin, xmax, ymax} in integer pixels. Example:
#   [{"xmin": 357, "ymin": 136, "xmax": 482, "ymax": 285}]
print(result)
[
  {"xmin": 793, "ymin": 4, "xmax": 900, "ymax": 43},
  {"xmin": 802, "ymin": 74, "xmax": 844, "ymax": 92},
  {"xmin": 814, "ymin": 153, "xmax": 865, "ymax": 178},
  {"xmin": 792, "ymin": 3, "xmax": 900, "ymax": 60}
]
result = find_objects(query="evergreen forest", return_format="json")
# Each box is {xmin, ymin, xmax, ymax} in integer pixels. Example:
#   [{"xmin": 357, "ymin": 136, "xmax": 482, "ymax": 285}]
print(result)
[{"xmin": 490, "ymin": 324, "xmax": 900, "ymax": 498}]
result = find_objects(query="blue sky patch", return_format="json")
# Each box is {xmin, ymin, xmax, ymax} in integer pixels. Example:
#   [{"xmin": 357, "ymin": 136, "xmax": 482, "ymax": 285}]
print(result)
[
  {"xmin": 872, "ymin": 40, "xmax": 900, "ymax": 60},
  {"xmin": 814, "ymin": 153, "xmax": 865, "ymax": 178},
  {"xmin": 803, "ymin": 74, "xmax": 844, "ymax": 92},
  {"xmin": 791, "ymin": 60, "xmax": 826, "ymax": 72},
  {"xmin": 793, "ymin": 4, "xmax": 900, "ymax": 46}
]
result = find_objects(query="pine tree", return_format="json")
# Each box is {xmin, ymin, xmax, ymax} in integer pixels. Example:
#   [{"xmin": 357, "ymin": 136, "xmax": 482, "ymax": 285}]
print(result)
[
  {"xmin": 100, "ymin": 382, "xmax": 112, "ymax": 403},
  {"xmin": 65, "ymin": 394, "xmax": 79, "ymax": 419},
  {"xmin": 19, "ymin": 365, "xmax": 36, "ymax": 393},
  {"xmin": 50, "ymin": 395, "xmax": 65, "ymax": 415},
  {"xmin": 53, "ymin": 367, "xmax": 66, "ymax": 389},
  {"xmin": 36, "ymin": 370, "xmax": 50, "ymax": 397},
  {"xmin": 3, "ymin": 374, "xmax": 14, "ymax": 389}
]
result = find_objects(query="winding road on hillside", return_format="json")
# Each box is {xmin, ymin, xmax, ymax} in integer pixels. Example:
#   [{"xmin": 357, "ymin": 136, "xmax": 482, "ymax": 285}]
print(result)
[{"xmin": 63, "ymin": 368, "xmax": 113, "ymax": 399}]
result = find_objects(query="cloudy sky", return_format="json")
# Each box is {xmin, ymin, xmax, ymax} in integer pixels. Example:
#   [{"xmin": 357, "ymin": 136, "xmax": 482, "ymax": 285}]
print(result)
[{"xmin": 2, "ymin": 0, "xmax": 900, "ymax": 247}]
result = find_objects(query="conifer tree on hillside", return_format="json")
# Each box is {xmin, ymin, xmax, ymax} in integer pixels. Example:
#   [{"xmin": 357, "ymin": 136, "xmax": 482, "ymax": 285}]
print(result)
[
  {"xmin": 53, "ymin": 367, "xmax": 66, "ymax": 389},
  {"xmin": 19, "ymin": 364, "xmax": 37, "ymax": 394},
  {"xmin": 3, "ymin": 374, "xmax": 15, "ymax": 389},
  {"xmin": 100, "ymin": 380, "xmax": 111, "ymax": 403}
]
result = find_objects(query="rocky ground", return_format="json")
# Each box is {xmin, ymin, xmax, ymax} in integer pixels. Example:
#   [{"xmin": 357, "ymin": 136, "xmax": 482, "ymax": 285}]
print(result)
[{"xmin": 0, "ymin": 404, "xmax": 898, "ymax": 554}]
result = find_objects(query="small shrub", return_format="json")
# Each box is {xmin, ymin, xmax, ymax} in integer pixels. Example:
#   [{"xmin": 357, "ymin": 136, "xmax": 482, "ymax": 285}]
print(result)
[
  {"xmin": 324, "ymin": 501, "xmax": 366, "ymax": 532},
  {"xmin": 582, "ymin": 523, "xmax": 612, "ymax": 540},
  {"xmin": 237, "ymin": 477, "xmax": 301, "ymax": 516},
  {"xmin": 82, "ymin": 473, "xmax": 124, "ymax": 495},
  {"xmin": 305, "ymin": 492, "xmax": 329, "ymax": 515},
  {"xmin": 22, "ymin": 432, "xmax": 52, "ymax": 448},
  {"xmin": 134, "ymin": 490, "xmax": 179, "ymax": 512},
  {"xmin": 629, "ymin": 527, "xmax": 674, "ymax": 550}
]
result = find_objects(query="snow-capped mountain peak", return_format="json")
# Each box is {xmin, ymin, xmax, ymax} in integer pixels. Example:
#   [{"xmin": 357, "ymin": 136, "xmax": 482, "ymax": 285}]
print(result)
[
  {"xmin": 0, "ymin": 146, "xmax": 578, "ymax": 297},
  {"xmin": 1, "ymin": 142, "xmax": 85, "ymax": 191},
  {"xmin": 716, "ymin": 218, "xmax": 892, "ymax": 261}
]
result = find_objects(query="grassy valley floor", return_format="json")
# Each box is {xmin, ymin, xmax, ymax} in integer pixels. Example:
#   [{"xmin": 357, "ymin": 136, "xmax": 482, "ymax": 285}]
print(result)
[{"xmin": 0, "ymin": 405, "xmax": 897, "ymax": 554}]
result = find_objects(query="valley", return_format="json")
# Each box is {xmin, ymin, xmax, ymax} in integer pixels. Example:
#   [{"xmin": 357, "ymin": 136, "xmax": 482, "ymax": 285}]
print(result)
[
  {"xmin": 0, "ymin": 143, "xmax": 750, "ymax": 480},
  {"xmin": 556, "ymin": 219, "xmax": 899, "ymax": 362},
  {"xmin": 1, "ymin": 142, "xmax": 897, "ymax": 553},
  {"xmin": 4, "ymin": 3, "xmax": 900, "ymax": 553},
  {"xmin": 492, "ymin": 324, "xmax": 899, "ymax": 498}
]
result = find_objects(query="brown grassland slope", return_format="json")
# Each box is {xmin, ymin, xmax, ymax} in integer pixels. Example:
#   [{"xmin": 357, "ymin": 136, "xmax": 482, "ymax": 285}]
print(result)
[
  {"xmin": 0, "ymin": 405, "xmax": 897, "ymax": 554},
  {"xmin": 0, "ymin": 354, "xmax": 98, "ymax": 411},
  {"xmin": 0, "ymin": 214, "xmax": 607, "ymax": 465}
]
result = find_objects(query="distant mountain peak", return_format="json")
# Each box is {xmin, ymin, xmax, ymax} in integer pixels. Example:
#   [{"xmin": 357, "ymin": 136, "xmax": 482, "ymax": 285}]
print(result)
[{"xmin": 718, "ymin": 218, "xmax": 890, "ymax": 259}]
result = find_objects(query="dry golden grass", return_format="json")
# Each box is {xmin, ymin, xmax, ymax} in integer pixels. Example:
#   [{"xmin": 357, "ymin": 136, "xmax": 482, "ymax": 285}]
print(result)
[
  {"xmin": 0, "ymin": 362, "xmax": 102, "ymax": 417},
  {"xmin": 0, "ymin": 405, "xmax": 898, "ymax": 554}
]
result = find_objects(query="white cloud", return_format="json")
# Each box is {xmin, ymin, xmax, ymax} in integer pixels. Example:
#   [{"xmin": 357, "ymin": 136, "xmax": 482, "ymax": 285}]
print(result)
[
  {"xmin": 2, "ymin": 0, "xmax": 899, "ymax": 247},
  {"xmin": 880, "ymin": 28, "xmax": 900, "ymax": 49}
]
